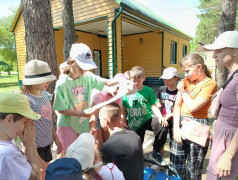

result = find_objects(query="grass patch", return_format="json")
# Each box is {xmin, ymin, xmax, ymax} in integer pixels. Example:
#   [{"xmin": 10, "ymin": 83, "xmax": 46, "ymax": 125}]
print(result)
[{"xmin": 0, "ymin": 74, "xmax": 19, "ymax": 92}]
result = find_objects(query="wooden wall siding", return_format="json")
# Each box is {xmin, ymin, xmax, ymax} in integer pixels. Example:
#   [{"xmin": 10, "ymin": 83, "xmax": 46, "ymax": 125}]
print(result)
[
  {"xmin": 163, "ymin": 31, "xmax": 190, "ymax": 74},
  {"xmin": 14, "ymin": 16, "xmax": 108, "ymax": 79},
  {"xmin": 116, "ymin": 16, "xmax": 122, "ymax": 74},
  {"xmin": 55, "ymin": 29, "xmax": 108, "ymax": 77},
  {"xmin": 51, "ymin": 0, "xmax": 120, "ymax": 78},
  {"xmin": 122, "ymin": 32, "xmax": 162, "ymax": 77},
  {"xmin": 14, "ymin": 15, "xmax": 26, "ymax": 81},
  {"xmin": 51, "ymin": 0, "xmax": 119, "ymax": 28}
]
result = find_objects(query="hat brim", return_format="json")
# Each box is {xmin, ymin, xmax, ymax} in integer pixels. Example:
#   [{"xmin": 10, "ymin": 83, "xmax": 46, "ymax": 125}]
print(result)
[
  {"xmin": 76, "ymin": 59, "xmax": 97, "ymax": 70},
  {"xmin": 19, "ymin": 110, "xmax": 41, "ymax": 120},
  {"xmin": 160, "ymin": 74, "xmax": 177, "ymax": 80},
  {"xmin": 202, "ymin": 44, "xmax": 225, "ymax": 51},
  {"xmin": 23, "ymin": 75, "xmax": 57, "ymax": 85}
]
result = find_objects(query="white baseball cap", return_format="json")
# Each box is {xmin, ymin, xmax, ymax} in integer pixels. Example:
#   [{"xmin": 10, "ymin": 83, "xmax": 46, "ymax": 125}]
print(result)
[
  {"xmin": 66, "ymin": 133, "xmax": 95, "ymax": 170},
  {"xmin": 160, "ymin": 67, "xmax": 178, "ymax": 80},
  {"xmin": 70, "ymin": 43, "xmax": 97, "ymax": 70},
  {"xmin": 203, "ymin": 31, "xmax": 238, "ymax": 50}
]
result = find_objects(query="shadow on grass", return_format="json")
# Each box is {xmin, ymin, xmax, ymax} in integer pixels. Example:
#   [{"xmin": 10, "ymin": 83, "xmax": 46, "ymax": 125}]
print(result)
[{"xmin": 0, "ymin": 82, "xmax": 19, "ymax": 88}]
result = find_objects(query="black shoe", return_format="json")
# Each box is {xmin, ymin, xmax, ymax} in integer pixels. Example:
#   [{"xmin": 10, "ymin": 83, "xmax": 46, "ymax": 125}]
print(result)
[{"xmin": 149, "ymin": 151, "xmax": 167, "ymax": 166}]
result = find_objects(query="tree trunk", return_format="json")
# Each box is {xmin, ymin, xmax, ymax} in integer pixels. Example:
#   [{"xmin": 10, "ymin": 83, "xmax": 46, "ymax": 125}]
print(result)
[
  {"xmin": 21, "ymin": 0, "xmax": 58, "ymax": 123},
  {"xmin": 61, "ymin": 0, "xmax": 76, "ymax": 61},
  {"xmin": 21, "ymin": 0, "xmax": 58, "ymax": 94},
  {"xmin": 216, "ymin": 0, "xmax": 238, "ymax": 89}
]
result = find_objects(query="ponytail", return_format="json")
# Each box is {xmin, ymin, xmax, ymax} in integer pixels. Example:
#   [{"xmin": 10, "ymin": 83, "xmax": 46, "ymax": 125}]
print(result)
[
  {"xmin": 21, "ymin": 85, "xmax": 32, "ymax": 95},
  {"xmin": 203, "ymin": 64, "xmax": 211, "ymax": 78}
]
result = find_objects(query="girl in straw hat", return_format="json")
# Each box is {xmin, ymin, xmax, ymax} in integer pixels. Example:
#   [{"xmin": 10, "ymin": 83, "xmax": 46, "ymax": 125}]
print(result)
[
  {"xmin": 203, "ymin": 31, "xmax": 238, "ymax": 180},
  {"xmin": 21, "ymin": 59, "xmax": 62, "ymax": 180}
]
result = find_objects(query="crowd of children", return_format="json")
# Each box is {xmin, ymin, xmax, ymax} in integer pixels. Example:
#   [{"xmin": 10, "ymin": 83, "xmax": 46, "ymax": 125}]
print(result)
[{"xmin": 1, "ymin": 31, "xmax": 238, "ymax": 180}]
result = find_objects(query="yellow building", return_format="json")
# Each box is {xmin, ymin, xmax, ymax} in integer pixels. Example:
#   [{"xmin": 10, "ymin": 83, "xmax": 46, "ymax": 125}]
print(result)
[{"xmin": 10, "ymin": 0, "xmax": 192, "ymax": 86}]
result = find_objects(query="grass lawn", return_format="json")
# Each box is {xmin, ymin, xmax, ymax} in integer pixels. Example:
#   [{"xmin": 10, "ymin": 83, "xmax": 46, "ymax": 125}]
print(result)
[{"xmin": 0, "ymin": 74, "xmax": 20, "ymax": 92}]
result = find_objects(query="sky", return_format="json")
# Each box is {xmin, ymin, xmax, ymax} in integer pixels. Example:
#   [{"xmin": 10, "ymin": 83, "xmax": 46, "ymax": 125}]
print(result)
[
  {"xmin": 1, "ymin": 0, "xmax": 200, "ymax": 37},
  {"xmin": 134, "ymin": 0, "xmax": 201, "ymax": 37}
]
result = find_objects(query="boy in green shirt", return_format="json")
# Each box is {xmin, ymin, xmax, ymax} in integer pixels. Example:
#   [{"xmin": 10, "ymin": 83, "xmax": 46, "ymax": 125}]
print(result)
[{"xmin": 122, "ymin": 66, "xmax": 167, "ymax": 165}]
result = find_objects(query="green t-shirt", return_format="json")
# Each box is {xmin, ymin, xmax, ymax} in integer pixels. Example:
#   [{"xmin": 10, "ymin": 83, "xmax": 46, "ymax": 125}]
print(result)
[
  {"xmin": 122, "ymin": 85, "xmax": 158, "ymax": 131},
  {"xmin": 53, "ymin": 72, "xmax": 106, "ymax": 134}
]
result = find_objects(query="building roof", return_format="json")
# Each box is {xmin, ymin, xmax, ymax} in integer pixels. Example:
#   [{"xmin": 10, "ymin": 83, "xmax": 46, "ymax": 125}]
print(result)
[
  {"xmin": 114, "ymin": 0, "xmax": 191, "ymax": 39},
  {"xmin": 10, "ymin": 0, "xmax": 192, "ymax": 39},
  {"xmin": 10, "ymin": 5, "xmax": 22, "ymax": 32}
]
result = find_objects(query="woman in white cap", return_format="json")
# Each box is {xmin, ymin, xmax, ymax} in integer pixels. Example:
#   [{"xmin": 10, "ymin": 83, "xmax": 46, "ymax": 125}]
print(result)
[
  {"xmin": 53, "ymin": 43, "xmax": 127, "ymax": 158},
  {"xmin": 203, "ymin": 31, "xmax": 238, "ymax": 180}
]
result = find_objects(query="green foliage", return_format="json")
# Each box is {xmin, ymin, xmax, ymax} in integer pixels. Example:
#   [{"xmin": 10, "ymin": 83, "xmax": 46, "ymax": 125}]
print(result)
[
  {"xmin": 0, "ymin": 9, "xmax": 17, "ymax": 68},
  {"xmin": 190, "ymin": 0, "xmax": 238, "ymax": 52},
  {"xmin": 0, "ymin": 65, "xmax": 13, "ymax": 75}
]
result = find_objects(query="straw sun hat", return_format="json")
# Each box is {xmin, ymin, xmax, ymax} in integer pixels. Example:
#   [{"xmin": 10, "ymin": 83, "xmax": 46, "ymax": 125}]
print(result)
[{"xmin": 23, "ymin": 59, "xmax": 57, "ymax": 85}]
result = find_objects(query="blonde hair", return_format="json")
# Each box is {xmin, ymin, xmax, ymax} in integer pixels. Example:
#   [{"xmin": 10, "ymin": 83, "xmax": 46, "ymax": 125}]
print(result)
[
  {"xmin": 63, "ymin": 57, "xmax": 83, "ymax": 78},
  {"xmin": 130, "ymin": 66, "xmax": 145, "ymax": 79},
  {"xmin": 124, "ymin": 71, "xmax": 130, "ymax": 80},
  {"xmin": 99, "ymin": 102, "xmax": 121, "ymax": 123},
  {"xmin": 180, "ymin": 53, "xmax": 211, "ymax": 78},
  {"xmin": 21, "ymin": 85, "xmax": 32, "ymax": 95}
]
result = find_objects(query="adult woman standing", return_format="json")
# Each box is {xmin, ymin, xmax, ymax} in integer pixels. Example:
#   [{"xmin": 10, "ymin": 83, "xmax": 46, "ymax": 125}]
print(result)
[
  {"xmin": 171, "ymin": 53, "xmax": 217, "ymax": 180},
  {"xmin": 203, "ymin": 31, "xmax": 238, "ymax": 180}
]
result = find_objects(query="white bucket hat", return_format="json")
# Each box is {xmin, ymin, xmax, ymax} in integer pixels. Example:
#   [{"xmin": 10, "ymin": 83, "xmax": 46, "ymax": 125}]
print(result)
[
  {"xmin": 203, "ymin": 31, "xmax": 238, "ymax": 50},
  {"xmin": 70, "ymin": 43, "xmax": 97, "ymax": 70},
  {"xmin": 23, "ymin": 59, "xmax": 57, "ymax": 85},
  {"xmin": 160, "ymin": 67, "xmax": 178, "ymax": 80},
  {"xmin": 66, "ymin": 133, "xmax": 95, "ymax": 170}
]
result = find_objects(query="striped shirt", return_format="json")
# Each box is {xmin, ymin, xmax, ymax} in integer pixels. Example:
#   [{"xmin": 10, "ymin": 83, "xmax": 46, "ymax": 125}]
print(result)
[{"xmin": 26, "ymin": 91, "xmax": 53, "ymax": 148}]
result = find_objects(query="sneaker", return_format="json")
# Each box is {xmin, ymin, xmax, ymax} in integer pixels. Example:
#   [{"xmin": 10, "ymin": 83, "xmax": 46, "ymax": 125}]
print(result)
[{"xmin": 149, "ymin": 151, "xmax": 167, "ymax": 166}]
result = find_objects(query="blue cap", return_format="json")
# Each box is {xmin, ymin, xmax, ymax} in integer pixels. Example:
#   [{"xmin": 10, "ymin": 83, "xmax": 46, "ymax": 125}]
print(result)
[{"xmin": 46, "ymin": 158, "xmax": 83, "ymax": 180}]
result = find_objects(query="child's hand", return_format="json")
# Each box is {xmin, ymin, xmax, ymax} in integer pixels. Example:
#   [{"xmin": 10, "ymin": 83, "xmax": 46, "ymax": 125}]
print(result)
[
  {"xmin": 55, "ymin": 137, "xmax": 62, "ymax": 155},
  {"xmin": 81, "ymin": 108, "xmax": 96, "ymax": 117},
  {"xmin": 18, "ymin": 119, "xmax": 36, "ymax": 147},
  {"xmin": 106, "ymin": 85, "xmax": 119, "ymax": 97},
  {"xmin": 159, "ymin": 118, "xmax": 168, "ymax": 127},
  {"xmin": 173, "ymin": 128, "xmax": 183, "ymax": 145},
  {"xmin": 90, "ymin": 127, "xmax": 97, "ymax": 137}
]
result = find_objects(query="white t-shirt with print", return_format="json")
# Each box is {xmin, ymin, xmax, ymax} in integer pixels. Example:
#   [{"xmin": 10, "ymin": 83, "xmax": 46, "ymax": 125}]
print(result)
[{"xmin": 0, "ymin": 140, "xmax": 32, "ymax": 180}]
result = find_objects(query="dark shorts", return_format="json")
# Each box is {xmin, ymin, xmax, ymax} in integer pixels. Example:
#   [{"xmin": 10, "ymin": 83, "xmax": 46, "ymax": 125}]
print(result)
[{"xmin": 37, "ymin": 144, "xmax": 53, "ymax": 163}]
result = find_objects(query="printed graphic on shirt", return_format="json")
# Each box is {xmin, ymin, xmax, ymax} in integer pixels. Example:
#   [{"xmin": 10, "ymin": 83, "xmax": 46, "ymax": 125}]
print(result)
[
  {"xmin": 40, "ymin": 101, "xmax": 52, "ymax": 121},
  {"xmin": 72, "ymin": 86, "xmax": 88, "ymax": 111},
  {"xmin": 160, "ymin": 93, "xmax": 177, "ymax": 115},
  {"xmin": 126, "ymin": 96, "xmax": 148, "ymax": 129}
]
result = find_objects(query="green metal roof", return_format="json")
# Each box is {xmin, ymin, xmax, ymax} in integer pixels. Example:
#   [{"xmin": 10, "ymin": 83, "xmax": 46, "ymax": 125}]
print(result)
[{"xmin": 114, "ymin": 0, "xmax": 191, "ymax": 38}]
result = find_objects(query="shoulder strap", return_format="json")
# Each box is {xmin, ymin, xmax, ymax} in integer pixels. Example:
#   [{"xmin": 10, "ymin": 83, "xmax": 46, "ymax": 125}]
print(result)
[{"xmin": 223, "ymin": 69, "xmax": 238, "ymax": 89}]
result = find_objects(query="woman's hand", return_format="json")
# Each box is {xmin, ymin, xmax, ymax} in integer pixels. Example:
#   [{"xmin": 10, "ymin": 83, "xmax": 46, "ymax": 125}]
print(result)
[{"xmin": 216, "ymin": 151, "xmax": 233, "ymax": 177}]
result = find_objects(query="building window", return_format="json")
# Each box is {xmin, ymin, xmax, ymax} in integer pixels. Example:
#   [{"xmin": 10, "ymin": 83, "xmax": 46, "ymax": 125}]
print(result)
[
  {"xmin": 183, "ymin": 45, "xmax": 187, "ymax": 57},
  {"xmin": 171, "ymin": 41, "xmax": 177, "ymax": 64}
]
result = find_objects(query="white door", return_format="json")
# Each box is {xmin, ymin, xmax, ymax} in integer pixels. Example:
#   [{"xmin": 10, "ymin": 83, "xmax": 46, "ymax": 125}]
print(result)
[{"xmin": 93, "ymin": 50, "xmax": 101, "ymax": 76}]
